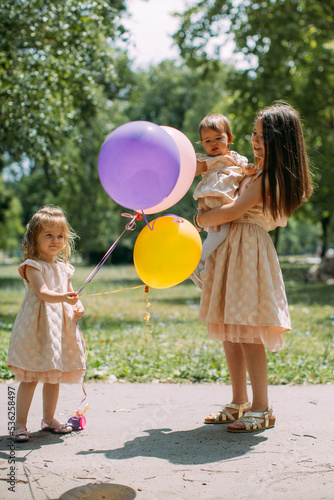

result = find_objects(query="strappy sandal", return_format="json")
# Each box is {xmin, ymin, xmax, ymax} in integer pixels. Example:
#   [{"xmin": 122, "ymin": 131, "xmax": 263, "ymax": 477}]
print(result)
[
  {"xmin": 227, "ymin": 406, "xmax": 276, "ymax": 433},
  {"xmin": 204, "ymin": 401, "xmax": 251, "ymax": 424},
  {"xmin": 41, "ymin": 419, "xmax": 72, "ymax": 434},
  {"xmin": 12, "ymin": 425, "xmax": 30, "ymax": 442}
]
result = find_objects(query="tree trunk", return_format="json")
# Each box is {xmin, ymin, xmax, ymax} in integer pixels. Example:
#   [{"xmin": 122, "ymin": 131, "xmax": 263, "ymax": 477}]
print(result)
[{"xmin": 320, "ymin": 215, "xmax": 330, "ymax": 259}]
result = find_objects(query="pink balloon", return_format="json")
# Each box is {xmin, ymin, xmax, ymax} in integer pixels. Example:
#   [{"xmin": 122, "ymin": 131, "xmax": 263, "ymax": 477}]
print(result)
[{"xmin": 142, "ymin": 126, "xmax": 197, "ymax": 214}]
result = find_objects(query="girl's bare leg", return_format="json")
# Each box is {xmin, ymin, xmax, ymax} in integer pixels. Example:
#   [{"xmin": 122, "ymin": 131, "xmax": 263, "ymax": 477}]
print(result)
[
  {"xmin": 42, "ymin": 383, "xmax": 60, "ymax": 425},
  {"xmin": 223, "ymin": 341, "xmax": 249, "ymax": 404},
  {"xmin": 241, "ymin": 342, "xmax": 268, "ymax": 411},
  {"xmin": 16, "ymin": 381, "xmax": 38, "ymax": 427},
  {"xmin": 205, "ymin": 341, "xmax": 249, "ymax": 420},
  {"xmin": 228, "ymin": 342, "xmax": 269, "ymax": 430}
]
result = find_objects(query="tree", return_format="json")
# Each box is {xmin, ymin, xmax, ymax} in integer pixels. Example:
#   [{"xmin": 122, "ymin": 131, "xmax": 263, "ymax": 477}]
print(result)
[
  {"xmin": 174, "ymin": 0, "xmax": 334, "ymax": 252},
  {"xmin": 1, "ymin": 0, "xmax": 128, "ymax": 176},
  {"xmin": 0, "ymin": 178, "xmax": 24, "ymax": 255}
]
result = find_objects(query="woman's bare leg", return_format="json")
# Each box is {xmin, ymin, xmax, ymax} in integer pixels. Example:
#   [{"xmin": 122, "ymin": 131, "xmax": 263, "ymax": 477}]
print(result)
[
  {"xmin": 205, "ymin": 341, "xmax": 249, "ymax": 421},
  {"xmin": 224, "ymin": 341, "xmax": 249, "ymax": 404},
  {"xmin": 228, "ymin": 342, "xmax": 270, "ymax": 430}
]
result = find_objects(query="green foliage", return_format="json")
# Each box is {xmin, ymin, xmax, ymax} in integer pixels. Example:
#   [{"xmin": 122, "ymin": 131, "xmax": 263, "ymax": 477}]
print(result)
[
  {"xmin": 0, "ymin": 262, "xmax": 333, "ymax": 384},
  {"xmin": 0, "ymin": 178, "xmax": 24, "ymax": 252},
  {"xmin": 1, "ymin": 0, "xmax": 128, "ymax": 175},
  {"xmin": 174, "ymin": 0, "xmax": 334, "ymax": 243}
]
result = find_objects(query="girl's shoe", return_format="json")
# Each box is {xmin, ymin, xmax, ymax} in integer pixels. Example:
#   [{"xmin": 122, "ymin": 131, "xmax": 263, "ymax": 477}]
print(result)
[
  {"xmin": 41, "ymin": 419, "xmax": 72, "ymax": 434},
  {"xmin": 227, "ymin": 406, "xmax": 276, "ymax": 433},
  {"xmin": 204, "ymin": 401, "xmax": 252, "ymax": 424},
  {"xmin": 12, "ymin": 425, "xmax": 30, "ymax": 442}
]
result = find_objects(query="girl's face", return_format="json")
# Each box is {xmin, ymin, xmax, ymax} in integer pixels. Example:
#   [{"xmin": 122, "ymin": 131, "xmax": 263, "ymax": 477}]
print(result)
[
  {"xmin": 37, "ymin": 223, "xmax": 65, "ymax": 262},
  {"xmin": 201, "ymin": 127, "xmax": 232, "ymax": 157},
  {"xmin": 251, "ymin": 119, "xmax": 265, "ymax": 163}
]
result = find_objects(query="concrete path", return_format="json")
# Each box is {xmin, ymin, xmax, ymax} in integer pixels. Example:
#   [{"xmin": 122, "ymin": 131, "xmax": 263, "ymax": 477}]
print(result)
[{"xmin": 0, "ymin": 382, "xmax": 333, "ymax": 499}]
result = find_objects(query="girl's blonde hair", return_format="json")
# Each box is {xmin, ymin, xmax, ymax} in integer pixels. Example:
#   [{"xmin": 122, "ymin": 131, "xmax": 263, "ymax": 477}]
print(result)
[
  {"xmin": 199, "ymin": 113, "xmax": 233, "ymax": 142},
  {"xmin": 22, "ymin": 206, "xmax": 77, "ymax": 263},
  {"xmin": 257, "ymin": 102, "xmax": 313, "ymax": 219}
]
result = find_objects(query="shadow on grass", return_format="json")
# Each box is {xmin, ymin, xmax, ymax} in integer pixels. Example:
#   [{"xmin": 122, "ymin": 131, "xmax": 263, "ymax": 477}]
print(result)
[
  {"xmin": 0, "ymin": 277, "xmax": 22, "ymax": 288},
  {"xmin": 285, "ymin": 282, "xmax": 334, "ymax": 306}
]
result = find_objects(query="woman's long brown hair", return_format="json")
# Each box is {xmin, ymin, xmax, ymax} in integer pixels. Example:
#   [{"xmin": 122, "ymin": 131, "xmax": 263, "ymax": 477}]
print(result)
[{"xmin": 257, "ymin": 103, "xmax": 313, "ymax": 219}]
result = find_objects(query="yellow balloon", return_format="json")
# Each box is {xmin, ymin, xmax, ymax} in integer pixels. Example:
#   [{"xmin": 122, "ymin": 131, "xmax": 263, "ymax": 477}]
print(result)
[{"xmin": 133, "ymin": 216, "xmax": 202, "ymax": 289}]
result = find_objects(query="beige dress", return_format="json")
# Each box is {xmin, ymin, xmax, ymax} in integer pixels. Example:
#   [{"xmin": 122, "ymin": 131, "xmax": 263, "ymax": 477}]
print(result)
[
  {"xmin": 7, "ymin": 259, "xmax": 86, "ymax": 383},
  {"xmin": 198, "ymin": 198, "xmax": 291, "ymax": 352}
]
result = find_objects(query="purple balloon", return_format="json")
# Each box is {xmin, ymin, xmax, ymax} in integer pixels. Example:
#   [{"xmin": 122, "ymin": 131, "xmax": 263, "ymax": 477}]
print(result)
[{"xmin": 98, "ymin": 121, "xmax": 181, "ymax": 210}]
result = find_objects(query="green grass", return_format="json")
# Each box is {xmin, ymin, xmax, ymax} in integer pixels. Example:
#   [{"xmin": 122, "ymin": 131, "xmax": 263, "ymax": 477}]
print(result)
[{"xmin": 0, "ymin": 260, "xmax": 333, "ymax": 384}]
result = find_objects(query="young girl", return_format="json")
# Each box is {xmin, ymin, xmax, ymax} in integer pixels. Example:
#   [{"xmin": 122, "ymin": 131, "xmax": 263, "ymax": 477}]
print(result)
[
  {"xmin": 192, "ymin": 113, "xmax": 258, "ymax": 287},
  {"xmin": 193, "ymin": 103, "xmax": 312, "ymax": 432},
  {"xmin": 7, "ymin": 206, "xmax": 86, "ymax": 441}
]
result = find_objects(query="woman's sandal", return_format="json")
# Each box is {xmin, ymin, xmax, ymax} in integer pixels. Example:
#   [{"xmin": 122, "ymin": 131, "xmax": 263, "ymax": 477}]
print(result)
[
  {"xmin": 41, "ymin": 419, "xmax": 72, "ymax": 434},
  {"xmin": 12, "ymin": 425, "xmax": 30, "ymax": 442},
  {"xmin": 227, "ymin": 406, "xmax": 276, "ymax": 433},
  {"xmin": 204, "ymin": 401, "xmax": 252, "ymax": 424}
]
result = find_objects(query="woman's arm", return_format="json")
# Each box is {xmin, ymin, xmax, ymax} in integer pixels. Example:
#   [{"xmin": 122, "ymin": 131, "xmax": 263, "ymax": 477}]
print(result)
[
  {"xmin": 25, "ymin": 266, "xmax": 79, "ymax": 305},
  {"xmin": 197, "ymin": 175, "xmax": 263, "ymax": 228}
]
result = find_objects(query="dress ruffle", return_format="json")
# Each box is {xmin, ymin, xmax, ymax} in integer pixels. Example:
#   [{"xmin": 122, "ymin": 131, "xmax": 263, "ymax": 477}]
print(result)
[{"xmin": 10, "ymin": 367, "xmax": 84, "ymax": 384}]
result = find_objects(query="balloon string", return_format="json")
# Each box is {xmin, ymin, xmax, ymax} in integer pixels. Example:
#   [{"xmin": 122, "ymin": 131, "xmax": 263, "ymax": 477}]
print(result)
[
  {"xmin": 70, "ymin": 321, "xmax": 90, "ymax": 422},
  {"xmin": 77, "ymin": 213, "xmax": 138, "ymax": 295},
  {"xmin": 72, "ymin": 283, "xmax": 153, "ymax": 421},
  {"xmin": 140, "ymin": 212, "xmax": 184, "ymax": 231},
  {"xmin": 143, "ymin": 285, "xmax": 154, "ymax": 341},
  {"xmin": 78, "ymin": 284, "xmax": 145, "ymax": 299},
  {"xmin": 71, "ymin": 212, "xmax": 141, "ymax": 422}
]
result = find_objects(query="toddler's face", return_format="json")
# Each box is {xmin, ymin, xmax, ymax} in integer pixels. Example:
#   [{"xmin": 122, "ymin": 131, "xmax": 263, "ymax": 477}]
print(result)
[
  {"xmin": 37, "ymin": 223, "xmax": 65, "ymax": 262},
  {"xmin": 200, "ymin": 128, "xmax": 231, "ymax": 157}
]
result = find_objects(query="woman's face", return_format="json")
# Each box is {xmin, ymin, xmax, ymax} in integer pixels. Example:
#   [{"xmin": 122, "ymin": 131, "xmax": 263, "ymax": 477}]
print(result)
[{"xmin": 251, "ymin": 119, "xmax": 265, "ymax": 162}]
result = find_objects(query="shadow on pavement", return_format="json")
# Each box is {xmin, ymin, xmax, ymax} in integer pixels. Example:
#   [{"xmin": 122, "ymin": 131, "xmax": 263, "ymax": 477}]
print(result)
[{"xmin": 78, "ymin": 425, "xmax": 267, "ymax": 465}]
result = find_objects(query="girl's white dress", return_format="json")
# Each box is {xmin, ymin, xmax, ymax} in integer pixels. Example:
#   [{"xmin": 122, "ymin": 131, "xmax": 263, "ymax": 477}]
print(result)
[{"xmin": 7, "ymin": 259, "xmax": 86, "ymax": 383}]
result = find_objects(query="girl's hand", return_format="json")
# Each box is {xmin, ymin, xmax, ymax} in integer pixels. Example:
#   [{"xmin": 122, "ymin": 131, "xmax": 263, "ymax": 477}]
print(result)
[
  {"xmin": 63, "ymin": 292, "xmax": 79, "ymax": 306},
  {"xmin": 73, "ymin": 302, "xmax": 85, "ymax": 320},
  {"xmin": 73, "ymin": 308, "xmax": 84, "ymax": 320}
]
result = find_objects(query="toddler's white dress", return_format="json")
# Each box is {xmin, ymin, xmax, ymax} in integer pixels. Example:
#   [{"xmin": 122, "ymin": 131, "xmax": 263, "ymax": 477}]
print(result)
[{"xmin": 7, "ymin": 259, "xmax": 86, "ymax": 383}]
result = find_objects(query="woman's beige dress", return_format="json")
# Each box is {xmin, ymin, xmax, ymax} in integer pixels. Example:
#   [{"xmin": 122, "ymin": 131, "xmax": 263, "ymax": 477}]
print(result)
[
  {"xmin": 7, "ymin": 259, "xmax": 86, "ymax": 383},
  {"xmin": 199, "ymin": 198, "xmax": 291, "ymax": 352}
]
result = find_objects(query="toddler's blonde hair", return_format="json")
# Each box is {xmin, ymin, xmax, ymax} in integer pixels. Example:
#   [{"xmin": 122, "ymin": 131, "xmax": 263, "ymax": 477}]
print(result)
[{"xmin": 22, "ymin": 206, "xmax": 77, "ymax": 263}]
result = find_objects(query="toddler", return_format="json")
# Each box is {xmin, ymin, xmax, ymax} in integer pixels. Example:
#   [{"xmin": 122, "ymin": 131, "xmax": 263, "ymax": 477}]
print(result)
[
  {"xmin": 7, "ymin": 206, "xmax": 86, "ymax": 441},
  {"xmin": 192, "ymin": 113, "xmax": 258, "ymax": 287}
]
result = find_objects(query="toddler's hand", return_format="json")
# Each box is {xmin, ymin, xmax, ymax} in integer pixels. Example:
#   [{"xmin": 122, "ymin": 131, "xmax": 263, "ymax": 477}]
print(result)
[
  {"xmin": 64, "ymin": 292, "xmax": 78, "ymax": 306},
  {"xmin": 244, "ymin": 163, "xmax": 258, "ymax": 176}
]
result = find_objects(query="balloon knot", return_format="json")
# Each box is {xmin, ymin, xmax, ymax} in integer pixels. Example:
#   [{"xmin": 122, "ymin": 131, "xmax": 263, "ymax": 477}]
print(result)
[{"xmin": 136, "ymin": 213, "xmax": 143, "ymax": 221}]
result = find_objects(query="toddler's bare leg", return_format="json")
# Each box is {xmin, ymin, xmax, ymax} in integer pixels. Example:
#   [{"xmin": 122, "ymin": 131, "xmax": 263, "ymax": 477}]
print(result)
[
  {"xmin": 16, "ymin": 381, "xmax": 38, "ymax": 427},
  {"xmin": 43, "ymin": 383, "xmax": 60, "ymax": 424}
]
